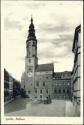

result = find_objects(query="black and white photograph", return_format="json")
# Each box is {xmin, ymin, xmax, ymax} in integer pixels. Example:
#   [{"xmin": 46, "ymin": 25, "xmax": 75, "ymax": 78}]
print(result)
[{"xmin": 1, "ymin": 0, "xmax": 83, "ymax": 124}]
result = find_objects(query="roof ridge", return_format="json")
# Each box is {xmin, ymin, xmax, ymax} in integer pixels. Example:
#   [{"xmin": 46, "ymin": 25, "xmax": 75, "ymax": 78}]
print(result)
[{"xmin": 38, "ymin": 63, "xmax": 54, "ymax": 65}]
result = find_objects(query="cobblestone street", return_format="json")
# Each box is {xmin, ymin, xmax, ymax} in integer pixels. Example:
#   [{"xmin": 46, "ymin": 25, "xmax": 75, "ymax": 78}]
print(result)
[{"xmin": 4, "ymin": 97, "xmax": 80, "ymax": 117}]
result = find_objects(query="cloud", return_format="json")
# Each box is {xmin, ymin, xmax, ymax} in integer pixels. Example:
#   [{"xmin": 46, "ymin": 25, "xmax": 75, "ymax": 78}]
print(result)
[
  {"xmin": 38, "ymin": 33, "xmax": 73, "ymax": 43},
  {"xmin": 4, "ymin": 17, "xmax": 23, "ymax": 30},
  {"xmin": 38, "ymin": 33, "xmax": 73, "ymax": 52},
  {"xmin": 37, "ymin": 26, "xmax": 73, "ymax": 62},
  {"xmin": 3, "ymin": 1, "xmax": 81, "ymax": 80},
  {"xmin": 51, "ymin": 34, "xmax": 73, "ymax": 52},
  {"xmin": 24, "ymin": 2, "xmax": 46, "ymax": 10},
  {"xmin": 58, "ymin": 34, "xmax": 73, "ymax": 42},
  {"xmin": 38, "ymin": 44, "xmax": 72, "ymax": 61},
  {"xmin": 39, "ymin": 23, "xmax": 73, "ymax": 34}
]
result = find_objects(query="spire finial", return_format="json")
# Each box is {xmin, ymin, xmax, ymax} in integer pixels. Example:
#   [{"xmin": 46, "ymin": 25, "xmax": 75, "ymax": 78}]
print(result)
[{"xmin": 31, "ymin": 15, "xmax": 33, "ymax": 24}]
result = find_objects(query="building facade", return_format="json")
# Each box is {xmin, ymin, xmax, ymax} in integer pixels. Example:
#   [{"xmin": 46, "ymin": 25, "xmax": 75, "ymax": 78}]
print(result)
[
  {"xmin": 4, "ymin": 68, "xmax": 21, "ymax": 103},
  {"xmin": 71, "ymin": 25, "xmax": 81, "ymax": 104},
  {"xmin": 21, "ymin": 18, "xmax": 71, "ymax": 101},
  {"xmin": 4, "ymin": 69, "xmax": 13, "ymax": 102},
  {"xmin": 53, "ymin": 71, "xmax": 71, "ymax": 100},
  {"xmin": 35, "ymin": 64, "xmax": 54, "ymax": 100}
]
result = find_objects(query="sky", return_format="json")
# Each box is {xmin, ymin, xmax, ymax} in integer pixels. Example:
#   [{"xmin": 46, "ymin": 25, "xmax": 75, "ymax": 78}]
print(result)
[{"xmin": 2, "ymin": 0, "xmax": 83, "ymax": 81}]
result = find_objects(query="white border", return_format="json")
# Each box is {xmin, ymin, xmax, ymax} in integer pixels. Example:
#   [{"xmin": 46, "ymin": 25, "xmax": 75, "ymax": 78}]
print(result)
[{"xmin": 1, "ymin": 1, "xmax": 83, "ymax": 124}]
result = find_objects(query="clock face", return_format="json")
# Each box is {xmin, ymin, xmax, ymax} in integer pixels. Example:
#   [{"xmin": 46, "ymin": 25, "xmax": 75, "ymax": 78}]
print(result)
[{"xmin": 27, "ymin": 72, "xmax": 32, "ymax": 77}]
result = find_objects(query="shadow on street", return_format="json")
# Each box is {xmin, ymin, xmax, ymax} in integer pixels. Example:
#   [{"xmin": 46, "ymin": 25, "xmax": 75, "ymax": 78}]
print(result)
[{"xmin": 4, "ymin": 97, "xmax": 30, "ymax": 113}]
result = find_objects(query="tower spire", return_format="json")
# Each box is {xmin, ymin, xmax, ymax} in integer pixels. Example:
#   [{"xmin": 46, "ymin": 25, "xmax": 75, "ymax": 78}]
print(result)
[{"xmin": 27, "ymin": 17, "xmax": 36, "ymax": 41}]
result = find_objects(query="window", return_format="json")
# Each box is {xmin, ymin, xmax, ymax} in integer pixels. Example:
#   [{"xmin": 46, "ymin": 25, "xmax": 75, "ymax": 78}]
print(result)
[
  {"xmin": 59, "ymin": 89, "xmax": 61, "ymax": 93},
  {"xmin": 24, "ymin": 85, "xmax": 25, "ymax": 89},
  {"xmin": 35, "ymin": 89, "xmax": 37, "ymax": 93},
  {"xmin": 36, "ymin": 82, "xmax": 39, "ymax": 86},
  {"xmin": 29, "ymin": 58, "xmax": 31, "ymax": 63},
  {"xmin": 67, "ymin": 89, "xmax": 69, "ymax": 93},
  {"xmin": 46, "ymin": 90, "xmax": 48, "ymax": 93},
  {"xmin": 32, "ymin": 42, "xmax": 35, "ymax": 46},
  {"xmin": 40, "ymin": 95, "xmax": 42, "ymax": 98},
  {"xmin": 28, "ymin": 91, "xmax": 30, "ymax": 94},
  {"xmin": 32, "ymin": 54, "xmax": 35, "ymax": 57},
  {"xmin": 43, "ymin": 82, "xmax": 45, "ymax": 86},
  {"xmin": 29, "ymin": 67, "xmax": 32, "ymax": 71},
  {"xmin": 40, "ymin": 89, "xmax": 42, "ymax": 93},
  {"xmin": 63, "ymin": 89, "xmax": 65, "ymax": 93},
  {"xmin": 54, "ymin": 89, "xmax": 57, "ymax": 93}
]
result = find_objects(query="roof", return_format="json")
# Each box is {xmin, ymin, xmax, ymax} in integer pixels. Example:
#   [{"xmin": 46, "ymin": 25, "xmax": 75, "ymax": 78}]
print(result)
[
  {"xmin": 72, "ymin": 24, "xmax": 81, "ymax": 52},
  {"xmin": 54, "ymin": 71, "xmax": 71, "ymax": 74},
  {"xmin": 36, "ymin": 63, "xmax": 54, "ymax": 72},
  {"xmin": 53, "ymin": 71, "xmax": 71, "ymax": 80},
  {"xmin": 53, "ymin": 71, "xmax": 71, "ymax": 76}
]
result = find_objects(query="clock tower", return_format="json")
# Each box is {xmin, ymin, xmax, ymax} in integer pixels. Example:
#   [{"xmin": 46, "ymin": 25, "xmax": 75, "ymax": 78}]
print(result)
[{"xmin": 25, "ymin": 17, "xmax": 38, "ymax": 97}]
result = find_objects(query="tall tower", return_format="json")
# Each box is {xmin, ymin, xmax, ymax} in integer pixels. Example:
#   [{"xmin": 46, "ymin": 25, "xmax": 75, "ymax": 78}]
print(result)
[{"xmin": 25, "ymin": 17, "xmax": 38, "ymax": 98}]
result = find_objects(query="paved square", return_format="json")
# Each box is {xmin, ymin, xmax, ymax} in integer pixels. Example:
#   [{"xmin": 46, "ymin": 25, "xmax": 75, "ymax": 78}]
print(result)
[{"xmin": 5, "ymin": 97, "xmax": 80, "ymax": 117}]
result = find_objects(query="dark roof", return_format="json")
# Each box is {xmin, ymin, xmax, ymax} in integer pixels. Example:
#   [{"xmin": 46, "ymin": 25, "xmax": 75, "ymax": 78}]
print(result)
[
  {"xmin": 72, "ymin": 24, "xmax": 81, "ymax": 52},
  {"xmin": 36, "ymin": 63, "xmax": 54, "ymax": 72},
  {"xmin": 53, "ymin": 71, "xmax": 71, "ymax": 80},
  {"xmin": 53, "ymin": 71, "xmax": 71, "ymax": 77}
]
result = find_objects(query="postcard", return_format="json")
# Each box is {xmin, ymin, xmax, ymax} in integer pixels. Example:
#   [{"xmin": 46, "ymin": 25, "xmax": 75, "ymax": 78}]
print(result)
[{"xmin": 1, "ymin": 0, "xmax": 83, "ymax": 124}]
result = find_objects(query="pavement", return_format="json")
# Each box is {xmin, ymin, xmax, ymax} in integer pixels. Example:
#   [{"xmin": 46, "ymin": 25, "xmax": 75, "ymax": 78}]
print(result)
[
  {"xmin": 4, "ymin": 97, "xmax": 80, "ymax": 117},
  {"xmin": 65, "ymin": 100, "xmax": 80, "ymax": 117},
  {"xmin": 4, "ymin": 97, "xmax": 31, "ymax": 114}
]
